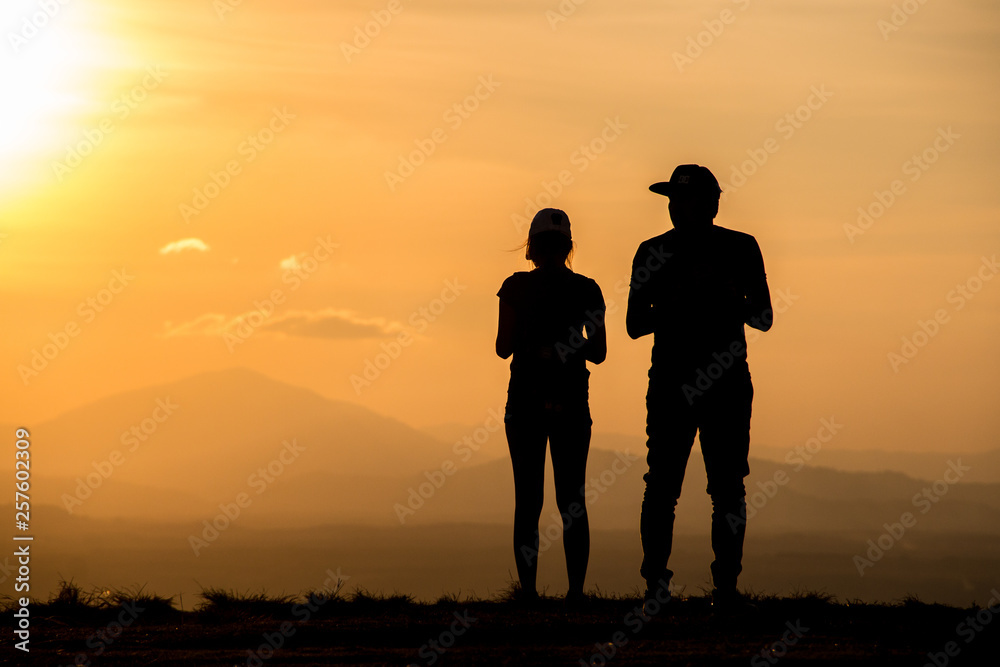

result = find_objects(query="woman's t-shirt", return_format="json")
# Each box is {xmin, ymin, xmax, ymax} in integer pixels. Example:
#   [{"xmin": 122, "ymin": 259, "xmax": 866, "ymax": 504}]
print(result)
[{"xmin": 497, "ymin": 266, "xmax": 605, "ymax": 410}]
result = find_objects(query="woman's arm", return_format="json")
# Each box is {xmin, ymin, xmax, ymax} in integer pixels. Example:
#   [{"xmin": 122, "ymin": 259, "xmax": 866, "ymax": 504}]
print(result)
[
  {"xmin": 582, "ymin": 313, "xmax": 607, "ymax": 364},
  {"xmin": 496, "ymin": 298, "xmax": 515, "ymax": 359}
]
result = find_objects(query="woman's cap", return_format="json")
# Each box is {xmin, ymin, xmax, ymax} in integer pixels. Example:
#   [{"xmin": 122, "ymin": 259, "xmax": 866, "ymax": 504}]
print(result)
[{"xmin": 528, "ymin": 208, "xmax": 572, "ymax": 239}]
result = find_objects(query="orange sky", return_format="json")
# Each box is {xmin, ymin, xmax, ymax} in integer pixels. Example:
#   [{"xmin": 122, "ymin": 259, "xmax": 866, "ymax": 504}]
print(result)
[{"xmin": 2, "ymin": 0, "xmax": 998, "ymax": 454}]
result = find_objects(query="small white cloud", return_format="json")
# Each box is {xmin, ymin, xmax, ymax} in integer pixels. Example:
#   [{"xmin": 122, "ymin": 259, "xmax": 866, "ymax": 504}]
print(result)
[
  {"xmin": 161, "ymin": 313, "xmax": 228, "ymax": 337},
  {"xmin": 160, "ymin": 238, "xmax": 210, "ymax": 255},
  {"xmin": 162, "ymin": 308, "xmax": 402, "ymax": 341},
  {"xmin": 260, "ymin": 308, "xmax": 403, "ymax": 339},
  {"xmin": 279, "ymin": 254, "xmax": 302, "ymax": 271}
]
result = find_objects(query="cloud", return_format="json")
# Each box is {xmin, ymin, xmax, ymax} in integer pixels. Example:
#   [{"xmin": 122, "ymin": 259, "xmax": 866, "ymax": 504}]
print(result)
[
  {"xmin": 161, "ymin": 313, "xmax": 228, "ymax": 337},
  {"xmin": 160, "ymin": 238, "xmax": 210, "ymax": 254},
  {"xmin": 162, "ymin": 308, "xmax": 401, "ymax": 340},
  {"xmin": 260, "ymin": 309, "xmax": 402, "ymax": 339},
  {"xmin": 279, "ymin": 254, "xmax": 301, "ymax": 271}
]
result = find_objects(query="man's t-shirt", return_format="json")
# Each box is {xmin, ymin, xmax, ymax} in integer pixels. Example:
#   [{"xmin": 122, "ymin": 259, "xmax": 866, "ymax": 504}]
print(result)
[
  {"xmin": 498, "ymin": 266, "xmax": 605, "ymax": 410},
  {"xmin": 630, "ymin": 225, "xmax": 767, "ymax": 383}
]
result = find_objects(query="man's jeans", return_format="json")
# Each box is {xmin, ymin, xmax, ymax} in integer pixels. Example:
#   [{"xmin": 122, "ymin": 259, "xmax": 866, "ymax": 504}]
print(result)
[{"xmin": 639, "ymin": 369, "xmax": 753, "ymax": 592}]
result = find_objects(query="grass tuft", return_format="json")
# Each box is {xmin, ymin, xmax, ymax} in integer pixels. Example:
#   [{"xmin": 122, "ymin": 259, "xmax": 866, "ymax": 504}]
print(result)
[
  {"xmin": 13, "ymin": 579, "xmax": 176, "ymax": 621},
  {"xmin": 197, "ymin": 587, "xmax": 297, "ymax": 617},
  {"xmin": 347, "ymin": 587, "xmax": 415, "ymax": 610},
  {"xmin": 99, "ymin": 584, "xmax": 175, "ymax": 615},
  {"xmin": 48, "ymin": 578, "xmax": 95, "ymax": 610}
]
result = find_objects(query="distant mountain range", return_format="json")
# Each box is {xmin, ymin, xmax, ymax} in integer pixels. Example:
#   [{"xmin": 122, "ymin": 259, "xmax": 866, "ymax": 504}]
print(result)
[
  {"xmin": 748, "ymin": 443, "xmax": 1000, "ymax": 484},
  {"xmin": 8, "ymin": 368, "xmax": 1000, "ymax": 608},
  {"xmin": 15, "ymin": 368, "xmax": 999, "ymax": 539},
  {"xmin": 19, "ymin": 368, "xmax": 453, "ymax": 516},
  {"xmin": 422, "ymin": 427, "xmax": 1000, "ymax": 485}
]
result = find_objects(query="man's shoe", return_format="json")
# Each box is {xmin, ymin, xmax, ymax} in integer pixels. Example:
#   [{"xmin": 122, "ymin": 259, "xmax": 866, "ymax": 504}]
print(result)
[
  {"xmin": 711, "ymin": 588, "xmax": 757, "ymax": 614},
  {"xmin": 511, "ymin": 587, "xmax": 540, "ymax": 607},
  {"xmin": 642, "ymin": 578, "xmax": 673, "ymax": 617}
]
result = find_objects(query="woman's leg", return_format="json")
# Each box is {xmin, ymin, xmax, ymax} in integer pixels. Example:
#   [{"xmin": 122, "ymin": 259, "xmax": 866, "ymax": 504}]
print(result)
[
  {"xmin": 549, "ymin": 409, "xmax": 591, "ymax": 597},
  {"xmin": 506, "ymin": 416, "xmax": 547, "ymax": 597}
]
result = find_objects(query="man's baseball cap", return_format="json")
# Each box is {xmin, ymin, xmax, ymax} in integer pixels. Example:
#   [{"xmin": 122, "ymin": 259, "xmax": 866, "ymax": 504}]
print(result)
[
  {"xmin": 649, "ymin": 164, "xmax": 722, "ymax": 199},
  {"xmin": 528, "ymin": 208, "xmax": 572, "ymax": 239}
]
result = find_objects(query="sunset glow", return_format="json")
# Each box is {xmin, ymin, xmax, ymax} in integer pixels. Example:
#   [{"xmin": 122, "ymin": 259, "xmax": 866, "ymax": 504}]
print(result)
[{"xmin": 2, "ymin": 0, "xmax": 999, "ymax": 622}]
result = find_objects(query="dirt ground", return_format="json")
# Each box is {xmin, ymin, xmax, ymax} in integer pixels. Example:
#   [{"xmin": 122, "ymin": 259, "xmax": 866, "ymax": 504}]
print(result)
[{"xmin": 6, "ymin": 593, "xmax": 998, "ymax": 666}]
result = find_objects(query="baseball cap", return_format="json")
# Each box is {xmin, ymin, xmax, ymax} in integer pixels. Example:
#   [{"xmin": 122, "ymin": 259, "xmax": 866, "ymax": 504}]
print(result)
[
  {"xmin": 528, "ymin": 208, "xmax": 572, "ymax": 239},
  {"xmin": 649, "ymin": 164, "xmax": 722, "ymax": 199}
]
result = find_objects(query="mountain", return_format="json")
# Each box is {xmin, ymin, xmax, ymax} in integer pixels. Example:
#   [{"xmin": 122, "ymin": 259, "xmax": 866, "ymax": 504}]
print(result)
[
  {"xmin": 14, "ymin": 501, "xmax": 1000, "ymax": 608},
  {"xmin": 29, "ymin": 368, "xmax": 455, "ymax": 514},
  {"xmin": 24, "ymin": 369, "xmax": 1000, "ymax": 539},
  {"xmin": 384, "ymin": 450, "xmax": 1000, "ymax": 535},
  {"xmin": 750, "ymin": 444, "xmax": 1000, "ymax": 484},
  {"xmin": 587, "ymin": 433, "xmax": 1000, "ymax": 485},
  {"xmin": 12, "ymin": 371, "xmax": 1000, "ymax": 608}
]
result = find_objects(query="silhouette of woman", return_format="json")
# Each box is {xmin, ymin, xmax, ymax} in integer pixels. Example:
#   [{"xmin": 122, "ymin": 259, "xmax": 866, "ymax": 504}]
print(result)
[{"xmin": 496, "ymin": 208, "xmax": 606, "ymax": 602}]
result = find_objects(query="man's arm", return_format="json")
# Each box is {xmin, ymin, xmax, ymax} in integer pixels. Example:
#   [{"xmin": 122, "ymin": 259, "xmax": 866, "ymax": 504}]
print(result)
[
  {"xmin": 744, "ymin": 238, "xmax": 772, "ymax": 332},
  {"xmin": 626, "ymin": 245, "xmax": 655, "ymax": 340}
]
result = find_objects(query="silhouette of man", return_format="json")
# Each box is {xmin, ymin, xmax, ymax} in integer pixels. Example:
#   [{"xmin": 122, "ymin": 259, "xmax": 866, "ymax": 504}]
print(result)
[{"xmin": 626, "ymin": 164, "xmax": 772, "ymax": 609}]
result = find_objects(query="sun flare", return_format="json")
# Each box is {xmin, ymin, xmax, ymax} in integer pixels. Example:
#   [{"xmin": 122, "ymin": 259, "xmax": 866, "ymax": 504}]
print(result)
[{"xmin": 0, "ymin": 1, "xmax": 117, "ymax": 191}]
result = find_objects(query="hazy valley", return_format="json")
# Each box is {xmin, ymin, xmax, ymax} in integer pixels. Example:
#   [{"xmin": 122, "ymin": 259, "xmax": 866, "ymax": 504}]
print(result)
[{"xmin": 8, "ymin": 368, "xmax": 1000, "ymax": 608}]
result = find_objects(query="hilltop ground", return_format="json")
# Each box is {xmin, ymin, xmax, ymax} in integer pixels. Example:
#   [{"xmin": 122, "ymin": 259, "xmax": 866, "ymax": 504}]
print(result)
[{"xmin": 4, "ymin": 583, "xmax": 999, "ymax": 666}]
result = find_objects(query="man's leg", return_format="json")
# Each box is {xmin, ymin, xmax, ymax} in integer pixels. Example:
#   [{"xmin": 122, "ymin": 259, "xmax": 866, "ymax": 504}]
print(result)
[
  {"xmin": 640, "ymin": 379, "xmax": 697, "ymax": 591},
  {"xmin": 505, "ymin": 412, "xmax": 549, "ymax": 597},
  {"xmin": 548, "ymin": 406, "xmax": 592, "ymax": 598},
  {"xmin": 698, "ymin": 373, "xmax": 753, "ymax": 595}
]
